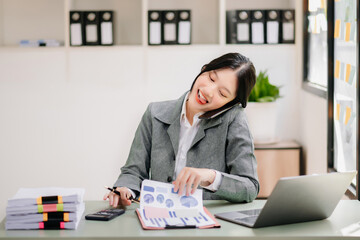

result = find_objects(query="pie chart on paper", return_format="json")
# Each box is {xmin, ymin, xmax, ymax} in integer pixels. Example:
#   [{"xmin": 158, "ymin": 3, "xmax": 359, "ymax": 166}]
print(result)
[
  {"xmin": 143, "ymin": 194, "xmax": 154, "ymax": 204},
  {"xmin": 180, "ymin": 196, "xmax": 198, "ymax": 208},
  {"xmin": 157, "ymin": 194, "xmax": 165, "ymax": 204},
  {"xmin": 165, "ymin": 199, "xmax": 174, "ymax": 208}
]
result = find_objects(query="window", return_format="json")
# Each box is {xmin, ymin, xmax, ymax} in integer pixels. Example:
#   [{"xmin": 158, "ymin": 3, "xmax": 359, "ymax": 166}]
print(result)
[
  {"xmin": 328, "ymin": 0, "xmax": 359, "ymax": 199},
  {"xmin": 303, "ymin": 0, "xmax": 328, "ymax": 98}
]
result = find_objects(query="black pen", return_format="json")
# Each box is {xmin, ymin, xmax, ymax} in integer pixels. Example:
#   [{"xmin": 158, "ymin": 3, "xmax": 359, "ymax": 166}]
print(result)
[
  {"xmin": 104, "ymin": 186, "xmax": 140, "ymax": 204},
  {"xmin": 165, "ymin": 225, "xmax": 196, "ymax": 229}
]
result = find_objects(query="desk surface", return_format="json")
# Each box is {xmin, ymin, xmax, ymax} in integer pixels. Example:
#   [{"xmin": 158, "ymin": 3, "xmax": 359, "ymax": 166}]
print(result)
[{"xmin": 1, "ymin": 200, "xmax": 360, "ymax": 240}]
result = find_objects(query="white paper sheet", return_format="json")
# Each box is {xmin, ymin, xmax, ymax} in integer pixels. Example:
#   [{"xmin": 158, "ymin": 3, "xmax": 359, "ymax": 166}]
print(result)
[{"xmin": 138, "ymin": 180, "xmax": 215, "ymax": 228}]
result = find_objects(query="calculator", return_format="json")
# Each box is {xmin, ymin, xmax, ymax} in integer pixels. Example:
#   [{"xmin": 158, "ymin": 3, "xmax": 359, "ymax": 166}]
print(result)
[{"xmin": 85, "ymin": 208, "xmax": 125, "ymax": 221}]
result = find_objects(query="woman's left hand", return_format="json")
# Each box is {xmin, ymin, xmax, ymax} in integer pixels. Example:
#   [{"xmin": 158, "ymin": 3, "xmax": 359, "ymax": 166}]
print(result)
[{"xmin": 172, "ymin": 167, "xmax": 216, "ymax": 196}]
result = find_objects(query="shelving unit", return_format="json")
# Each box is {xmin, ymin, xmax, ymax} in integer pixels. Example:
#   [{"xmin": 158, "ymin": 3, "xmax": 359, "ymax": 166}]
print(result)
[{"xmin": 0, "ymin": 0, "xmax": 297, "ymax": 48}]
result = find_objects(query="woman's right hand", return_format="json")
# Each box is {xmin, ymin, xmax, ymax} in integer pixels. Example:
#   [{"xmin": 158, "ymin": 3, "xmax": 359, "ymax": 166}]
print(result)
[{"xmin": 103, "ymin": 187, "xmax": 132, "ymax": 207}]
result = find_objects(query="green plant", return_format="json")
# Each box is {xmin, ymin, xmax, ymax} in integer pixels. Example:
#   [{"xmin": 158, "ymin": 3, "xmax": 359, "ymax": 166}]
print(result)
[{"xmin": 248, "ymin": 70, "xmax": 280, "ymax": 102}]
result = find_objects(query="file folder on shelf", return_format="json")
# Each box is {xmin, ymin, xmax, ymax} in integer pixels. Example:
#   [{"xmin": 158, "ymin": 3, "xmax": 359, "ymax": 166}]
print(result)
[
  {"xmin": 281, "ymin": 10, "xmax": 295, "ymax": 43},
  {"xmin": 99, "ymin": 11, "xmax": 114, "ymax": 46},
  {"xmin": 70, "ymin": 11, "xmax": 84, "ymax": 46},
  {"xmin": 162, "ymin": 10, "xmax": 178, "ymax": 45},
  {"xmin": 251, "ymin": 10, "xmax": 265, "ymax": 44},
  {"xmin": 266, "ymin": 10, "xmax": 280, "ymax": 44},
  {"xmin": 177, "ymin": 10, "xmax": 191, "ymax": 45},
  {"xmin": 226, "ymin": 10, "xmax": 237, "ymax": 44},
  {"xmin": 236, "ymin": 10, "xmax": 251, "ymax": 43},
  {"xmin": 226, "ymin": 10, "xmax": 251, "ymax": 44},
  {"xmin": 148, "ymin": 10, "xmax": 162, "ymax": 45},
  {"xmin": 84, "ymin": 11, "xmax": 100, "ymax": 46}
]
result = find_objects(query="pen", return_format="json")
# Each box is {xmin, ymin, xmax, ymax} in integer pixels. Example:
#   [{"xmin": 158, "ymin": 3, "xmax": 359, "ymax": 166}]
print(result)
[
  {"xmin": 165, "ymin": 225, "xmax": 196, "ymax": 229},
  {"xmin": 104, "ymin": 186, "xmax": 140, "ymax": 204}
]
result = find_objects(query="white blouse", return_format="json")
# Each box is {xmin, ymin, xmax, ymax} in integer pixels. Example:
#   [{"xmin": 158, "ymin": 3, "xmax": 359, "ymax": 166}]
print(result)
[{"xmin": 175, "ymin": 92, "xmax": 222, "ymax": 191}]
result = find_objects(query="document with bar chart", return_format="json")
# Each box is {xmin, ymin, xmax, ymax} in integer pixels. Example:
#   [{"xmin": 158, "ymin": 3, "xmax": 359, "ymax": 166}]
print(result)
[{"xmin": 136, "ymin": 180, "xmax": 220, "ymax": 229}]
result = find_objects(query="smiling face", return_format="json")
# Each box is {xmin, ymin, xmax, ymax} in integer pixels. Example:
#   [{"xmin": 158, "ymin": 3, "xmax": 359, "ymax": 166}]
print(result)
[{"xmin": 187, "ymin": 68, "xmax": 238, "ymax": 115}]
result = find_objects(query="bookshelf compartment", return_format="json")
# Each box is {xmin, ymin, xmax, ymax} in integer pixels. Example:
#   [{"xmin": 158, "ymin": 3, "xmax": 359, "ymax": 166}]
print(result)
[
  {"xmin": 148, "ymin": 0, "xmax": 220, "ymax": 45},
  {"xmin": 69, "ymin": 0, "xmax": 142, "ymax": 46},
  {"xmin": 0, "ymin": 0, "xmax": 65, "ymax": 47}
]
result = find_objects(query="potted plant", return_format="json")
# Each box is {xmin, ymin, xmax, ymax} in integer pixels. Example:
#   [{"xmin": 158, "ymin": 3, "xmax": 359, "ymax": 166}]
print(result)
[{"xmin": 246, "ymin": 70, "xmax": 281, "ymax": 144}]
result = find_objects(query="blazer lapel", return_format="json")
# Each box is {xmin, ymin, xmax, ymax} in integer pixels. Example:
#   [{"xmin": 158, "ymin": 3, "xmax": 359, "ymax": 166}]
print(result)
[
  {"xmin": 189, "ymin": 103, "xmax": 239, "ymax": 150},
  {"xmin": 167, "ymin": 120, "xmax": 181, "ymax": 157},
  {"xmin": 189, "ymin": 117, "xmax": 222, "ymax": 150},
  {"xmin": 153, "ymin": 92, "xmax": 188, "ymax": 157}
]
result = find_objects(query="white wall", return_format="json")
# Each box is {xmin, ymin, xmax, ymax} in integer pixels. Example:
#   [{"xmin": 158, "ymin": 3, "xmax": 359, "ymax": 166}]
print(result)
[
  {"xmin": 0, "ymin": 0, "xmax": 3, "ymax": 46},
  {"xmin": 0, "ymin": 48, "xmax": 149, "ymax": 220},
  {"xmin": 299, "ymin": 91, "xmax": 328, "ymax": 174}
]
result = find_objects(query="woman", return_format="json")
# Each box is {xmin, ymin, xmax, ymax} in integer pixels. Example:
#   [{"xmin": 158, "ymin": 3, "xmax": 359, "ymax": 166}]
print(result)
[{"xmin": 104, "ymin": 52, "xmax": 259, "ymax": 207}]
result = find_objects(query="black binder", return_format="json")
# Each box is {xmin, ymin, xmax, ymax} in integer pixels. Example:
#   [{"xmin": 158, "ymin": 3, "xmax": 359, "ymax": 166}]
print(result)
[
  {"xmin": 281, "ymin": 10, "xmax": 295, "ymax": 43},
  {"xmin": 226, "ymin": 10, "xmax": 237, "ymax": 44},
  {"xmin": 69, "ymin": 11, "xmax": 84, "ymax": 46},
  {"xmin": 84, "ymin": 11, "xmax": 100, "ymax": 45},
  {"xmin": 236, "ymin": 10, "xmax": 251, "ymax": 43},
  {"xmin": 148, "ymin": 10, "xmax": 162, "ymax": 45},
  {"xmin": 250, "ymin": 10, "xmax": 265, "ymax": 44},
  {"xmin": 162, "ymin": 10, "xmax": 178, "ymax": 45},
  {"xmin": 226, "ymin": 10, "xmax": 251, "ymax": 44},
  {"xmin": 177, "ymin": 10, "xmax": 191, "ymax": 45},
  {"xmin": 99, "ymin": 11, "xmax": 114, "ymax": 46},
  {"xmin": 265, "ymin": 10, "xmax": 280, "ymax": 44}
]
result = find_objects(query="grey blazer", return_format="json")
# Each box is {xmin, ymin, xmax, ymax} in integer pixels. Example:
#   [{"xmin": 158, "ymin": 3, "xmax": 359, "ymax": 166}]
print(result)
[{"xmin": 114, "ymin": 92, "xmax": 259, "ymax": 203}]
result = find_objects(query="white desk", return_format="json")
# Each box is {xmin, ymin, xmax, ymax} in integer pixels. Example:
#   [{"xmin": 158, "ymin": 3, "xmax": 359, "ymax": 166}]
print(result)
[{"xmin": 1, "ymin": 200, "xmax": 360, "ymax": 239}]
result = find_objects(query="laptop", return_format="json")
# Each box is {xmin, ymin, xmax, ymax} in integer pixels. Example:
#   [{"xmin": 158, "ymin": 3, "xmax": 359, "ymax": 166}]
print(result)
[{"xmin": 215, "ymin": 171, "xmax": 357, "ymax": 228}]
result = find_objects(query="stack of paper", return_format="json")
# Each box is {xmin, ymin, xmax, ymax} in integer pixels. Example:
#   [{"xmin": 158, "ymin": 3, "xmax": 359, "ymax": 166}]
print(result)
[
  {"xmin": 6, "ymin": 187, "xmax": 85, "ymax": 230},
  {"xmin": 136, "ymin": 180, "xmax": 220, "ymax": 229}
]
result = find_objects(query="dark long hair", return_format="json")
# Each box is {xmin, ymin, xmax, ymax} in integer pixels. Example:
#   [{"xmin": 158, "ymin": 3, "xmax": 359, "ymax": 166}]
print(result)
[{"xmin": 189, "ymin": 53, "xmax": 256, "ymax": 119}]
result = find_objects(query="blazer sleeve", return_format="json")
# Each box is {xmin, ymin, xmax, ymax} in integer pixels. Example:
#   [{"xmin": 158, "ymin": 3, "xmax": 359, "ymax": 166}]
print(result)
[
  {"xmin": 113, "ymin": 104, "xmax": 153, "ymax": 193},
  {"xmin": 214, "ymin": 109, "xmax": 260, "ymax": 202}
]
